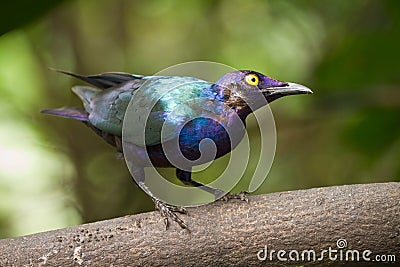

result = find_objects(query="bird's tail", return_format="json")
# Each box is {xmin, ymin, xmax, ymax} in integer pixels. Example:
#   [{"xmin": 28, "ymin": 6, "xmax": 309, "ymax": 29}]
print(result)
[
  {"xmin": 71, "ymin": 85, "xmax": 100, "ymax": 112},
  {"xmin": 42, "ymin": 68, "xmax": 139, "ymax": 122},
  {"xmin": 41, "ymin": 83, "xmax": 100, "ymax": 121},
  {"xmin": 41, "ymin": 106, "xmax": 88, "ymax": 121}
]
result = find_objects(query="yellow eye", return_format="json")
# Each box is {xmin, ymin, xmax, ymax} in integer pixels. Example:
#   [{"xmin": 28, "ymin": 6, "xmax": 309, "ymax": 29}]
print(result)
[{"xmin": 245, "ymin": 74, "xmax": 259, "ymax": 86}]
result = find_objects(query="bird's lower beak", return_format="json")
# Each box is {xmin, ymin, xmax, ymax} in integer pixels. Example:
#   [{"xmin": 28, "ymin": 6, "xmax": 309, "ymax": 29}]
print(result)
[{"xmin": 262, "ymin": 82, "xmax": 313, "ymax": 102}]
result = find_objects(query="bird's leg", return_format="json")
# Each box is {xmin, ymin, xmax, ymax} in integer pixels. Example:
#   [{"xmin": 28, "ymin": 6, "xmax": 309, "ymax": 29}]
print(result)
[
  {"xmin": 138, "ymin": 180, "xmax": 189, "ymax": 230},
  {"xmin": 176, "ymin": 168, "xmax": 228, "ymax": 200},
  {"xmin": 153, "ymin": 198, "xmax": 189, "ymax": 230},
  {"xmin": 130, "ymin": 165, "xmax": 189, "ymax": 230},
  {"xmin": 176, "ymin": 169, "xmax": 249, "ymax": 202},
  {"xmin": 219, "ymin": 191, "xmax": 249, "ymax": 203}
]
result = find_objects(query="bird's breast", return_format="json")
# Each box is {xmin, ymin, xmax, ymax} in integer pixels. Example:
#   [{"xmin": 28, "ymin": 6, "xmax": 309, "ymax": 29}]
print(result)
[{"xmin": 142, "ymin": 112, "xmax": 246, "ymax": 167}]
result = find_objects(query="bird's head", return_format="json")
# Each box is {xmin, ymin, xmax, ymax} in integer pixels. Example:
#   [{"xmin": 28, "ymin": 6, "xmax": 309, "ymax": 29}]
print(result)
[{"xmin": 214, "ymin": 70, "xmax": 313, "ymax": 116}]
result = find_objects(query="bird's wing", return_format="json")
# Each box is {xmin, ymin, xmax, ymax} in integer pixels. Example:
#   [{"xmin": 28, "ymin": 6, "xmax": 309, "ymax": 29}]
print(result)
[
  {"xmin": 87, "ymin": 79, "xmax": 145, "ymax": 136},
  {"xmin": 123, "ymin": 76, "xmax": 219, "ymax": 146},
  {"xmin": 81, "ymin": 75, "xmax": 220, "ymax": 146},
  {"xmin": 51, "ymin": 68, "xmax": 143, "ymax": 89}
]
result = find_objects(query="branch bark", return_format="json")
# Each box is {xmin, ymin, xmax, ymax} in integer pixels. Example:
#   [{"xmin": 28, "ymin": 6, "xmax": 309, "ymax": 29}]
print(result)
[{"xmin": 0, "ymin": 182, "xmax": 399, "ymax": 266}]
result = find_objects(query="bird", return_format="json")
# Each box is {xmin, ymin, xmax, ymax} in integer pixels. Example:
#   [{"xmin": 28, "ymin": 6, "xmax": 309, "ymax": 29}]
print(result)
[{"xmin": 42, "ymin": 69, "xmax": 312, "ymax": 229}]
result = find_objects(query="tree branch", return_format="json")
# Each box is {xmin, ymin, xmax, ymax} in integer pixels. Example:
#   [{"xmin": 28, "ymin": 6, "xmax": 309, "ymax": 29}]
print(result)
[{"xmin": 0, "ymin": 182, "xmax": 399, "ymax": 266}]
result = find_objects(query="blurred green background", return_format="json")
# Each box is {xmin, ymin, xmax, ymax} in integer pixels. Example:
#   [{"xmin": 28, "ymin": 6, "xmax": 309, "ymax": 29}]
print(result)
[{"xmin": 0, "ymin": 0, "xmax": 399, "ymax": 238}]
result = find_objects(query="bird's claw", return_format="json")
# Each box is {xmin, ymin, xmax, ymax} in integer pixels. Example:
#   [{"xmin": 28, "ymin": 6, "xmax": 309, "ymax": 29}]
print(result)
[
  {"xmin": 220, "ymin": 191, "xmax": 249, "ymax": 203},
  {"xmin": 154, "ymin": 200, "xmax": 189, "ymax": 231}
]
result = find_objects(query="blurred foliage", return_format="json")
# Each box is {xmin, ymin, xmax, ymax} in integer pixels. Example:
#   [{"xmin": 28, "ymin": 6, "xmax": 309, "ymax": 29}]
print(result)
[
  {"xmin": 0, "ymin": 0, "xmax": 62, "ymax": 35},
  {"xmin": 0, "ymin": 0, "xmax": 399, "ymax": 238}
]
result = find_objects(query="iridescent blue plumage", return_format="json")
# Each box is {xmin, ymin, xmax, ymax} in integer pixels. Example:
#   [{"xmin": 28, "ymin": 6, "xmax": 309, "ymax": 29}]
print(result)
[{"xmin": 42, "ymin": 69, "xmax": 312, "ymax": 229}]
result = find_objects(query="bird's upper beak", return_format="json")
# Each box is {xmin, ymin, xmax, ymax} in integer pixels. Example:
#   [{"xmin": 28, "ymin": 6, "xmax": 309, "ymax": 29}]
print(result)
[{"xmin": 261, "ymin": 82, "xmax": 313, "ymax": 103}]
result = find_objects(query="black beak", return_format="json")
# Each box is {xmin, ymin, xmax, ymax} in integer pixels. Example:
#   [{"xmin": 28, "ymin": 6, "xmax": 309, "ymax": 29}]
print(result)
[{"xmin": 262, "ymin": 82, "xmax": 313, "ymax": 103}]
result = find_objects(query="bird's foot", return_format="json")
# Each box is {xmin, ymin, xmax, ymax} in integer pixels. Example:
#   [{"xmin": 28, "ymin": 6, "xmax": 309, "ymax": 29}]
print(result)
[
  {"xmin": 220, "ymin": 191, "xmax": 249, "ymax": 203},
  {"xmin": 154, "ymin": 199, "xmax": 189, "ymax": 231}
]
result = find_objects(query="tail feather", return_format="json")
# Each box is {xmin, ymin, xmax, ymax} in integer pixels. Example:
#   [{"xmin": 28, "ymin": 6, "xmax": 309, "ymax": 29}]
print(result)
[
  {"xmin": 41, "ymin": 107, "xmax": 88, "ymax": 121},
  {"xmin": 71, "ymin": 86, "xmax": 100, "ymax": 112}
]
